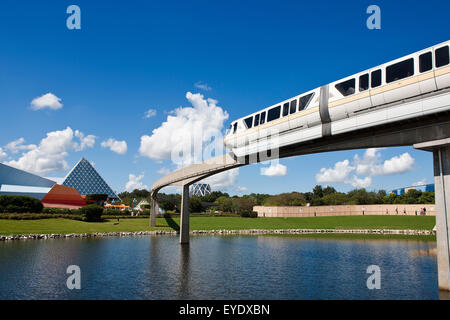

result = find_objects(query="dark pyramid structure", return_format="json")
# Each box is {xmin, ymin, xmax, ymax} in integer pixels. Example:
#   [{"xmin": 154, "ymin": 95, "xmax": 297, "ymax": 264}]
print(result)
[{"xmin": 62, "ymin": 158, "xmax": 120, "ymax": 200}]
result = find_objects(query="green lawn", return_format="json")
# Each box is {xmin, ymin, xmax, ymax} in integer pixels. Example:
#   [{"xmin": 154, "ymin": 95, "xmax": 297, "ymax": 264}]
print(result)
[{"xmin": 0, "ymin": 215, "xmax": 436, "ymax": 236}]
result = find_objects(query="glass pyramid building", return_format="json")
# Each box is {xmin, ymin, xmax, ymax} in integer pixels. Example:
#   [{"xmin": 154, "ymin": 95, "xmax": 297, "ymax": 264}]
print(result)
[{"xmin": 62, "ymin": 158, "xmax": 120, "ymax": 200}]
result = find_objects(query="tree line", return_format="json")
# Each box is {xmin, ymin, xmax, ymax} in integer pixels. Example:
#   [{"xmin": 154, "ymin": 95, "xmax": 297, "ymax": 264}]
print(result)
[{"xmin": 118, "ymin": 185, "xmax": 435, "ymax": 214}]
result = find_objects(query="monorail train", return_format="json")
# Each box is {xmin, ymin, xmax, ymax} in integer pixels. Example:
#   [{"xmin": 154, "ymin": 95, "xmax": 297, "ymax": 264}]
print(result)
[{"xmin": 224, "ymin": 40, "xmax": 450, "ymax": 157}]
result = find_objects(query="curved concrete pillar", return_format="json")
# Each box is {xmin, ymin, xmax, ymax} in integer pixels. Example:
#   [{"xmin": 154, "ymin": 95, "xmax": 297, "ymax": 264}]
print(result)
[
  {"xmin": 150, "ymin": 191, "xmax": 158, "ymax": 227},
  {"xmin": 180, "ymin": 184, "xmax": 190, "ymax": 244},
  {"xmin": 415, "ymin": 138, "xmax": 450, "ymax": 291}
]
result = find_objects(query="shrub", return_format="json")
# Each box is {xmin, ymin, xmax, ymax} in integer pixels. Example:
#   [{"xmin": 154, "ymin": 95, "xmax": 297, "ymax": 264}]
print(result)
[
  {"xmin": 79, "ymin": 205, "xmax": 103, "ymax": 222},
  {"xmin": 240, "ymin": 211, "xmax": 258, "ymax": 218},
  {"xmin": 0, "ymin": 195, "xmax": 43, "ymax": 213},
  {"xmin": 42, "ymin": 208, "xmax": 81, "ymax": 215}
]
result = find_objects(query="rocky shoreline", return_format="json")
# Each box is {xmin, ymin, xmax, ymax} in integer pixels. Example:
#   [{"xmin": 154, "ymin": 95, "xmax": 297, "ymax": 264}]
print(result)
[{"xmin": 0, "ymin": 228, "xmax": 435, "ymax": 241}]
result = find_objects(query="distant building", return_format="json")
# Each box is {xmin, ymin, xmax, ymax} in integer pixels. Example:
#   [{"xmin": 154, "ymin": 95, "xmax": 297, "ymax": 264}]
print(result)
[
  {"xmin": 135, "ymin": 199, "xmax": 149, "ymax": 211},
  {"xmin": 0, "ymin": 162, "xmax": 85, "ymax": 208},
  {"xmin": 62, "ymin": 158, "xmax": 120, "ymax": 200},
  {"xmin": 0, "ymin": 162, "xmax": 56, "ymax": 200},
  {"xmin": 190, "ymin": 183, "xmax": 211, "ymax": 197},
  {"xmin": 1, "ymin": 157, "xmax": 120, "ymax": 209},
  {"xmin": 390, "ymin": 184, "xmax": 435, "ymax": 195}
]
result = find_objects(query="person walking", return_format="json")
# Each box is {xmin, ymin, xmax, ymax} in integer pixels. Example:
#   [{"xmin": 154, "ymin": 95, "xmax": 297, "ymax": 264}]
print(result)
[{"xmin": 423, "ymin": 207, "xmax": 427, "ymax": 215}]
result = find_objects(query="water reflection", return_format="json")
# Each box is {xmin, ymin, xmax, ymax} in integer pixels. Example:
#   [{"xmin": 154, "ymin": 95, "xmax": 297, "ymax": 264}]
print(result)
[{"xmin": 0, "ymin": 235, "xmax": 441, "ymax": 300}]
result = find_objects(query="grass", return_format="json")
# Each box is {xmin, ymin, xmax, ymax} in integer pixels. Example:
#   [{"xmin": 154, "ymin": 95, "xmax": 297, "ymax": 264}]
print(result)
[{"xmin": 0, "ymin": 215, "xmax": 436, "ymax": 236}]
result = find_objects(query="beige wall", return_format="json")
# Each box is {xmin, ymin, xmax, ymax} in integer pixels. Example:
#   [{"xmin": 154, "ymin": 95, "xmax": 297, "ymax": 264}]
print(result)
[{"xmin": 253, "ymin": 204, "xmax": 435, "ymax": 217}]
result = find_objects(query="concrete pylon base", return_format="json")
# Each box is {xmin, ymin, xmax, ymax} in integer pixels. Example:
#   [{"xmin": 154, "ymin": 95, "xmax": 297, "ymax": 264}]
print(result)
[
  {"xmin": 415, "ymin": 138, "xmax": 450, "ymax": 291},
  {"xmin": 150, "ymin": 193, "xmax": 158, "ymax": 227},
  {"xmin": 180, "ymin": 184, "xmax": 190, "ymax": 244}
]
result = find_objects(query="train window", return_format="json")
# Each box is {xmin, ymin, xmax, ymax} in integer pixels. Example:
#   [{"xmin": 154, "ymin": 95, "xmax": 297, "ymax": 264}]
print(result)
[
  {"xmin": 335, "ymin": 79, "xmax": 356, "ymax": 97},
  {"xmin": 282, "ymin": 103, "xmax": 289, "ymax": 117},
  {"xmin": 436, "ymin": 46, "xmax": 449, "ymax": 68},
  {"xmin": 244, "ymin": 116, "xmax": 253, "ymax": 129},
  {"xmin": 233, "ymin": 123, "xmax": 237, "ymax": 134},
  {"xmin": 419, "ymin": 52, "xmax": 432, "ymax": 73},
  {"xmin": 254, "ymin": 114, "xmax": 260, "ymax": 127},
  {"xmin": 386, "ymin": 58, "xmax": 414, "ymax": 83},
  {"xmin": 289, "ymin": 99, "xmax": 297, "ymax": 114},
  {"xmin": 371, "ymin": 69, "xmax": 381, "ymax": 88},
  {"xmin": 299, "ymin": 93, "xmax": 314, "ymax": 111},
  {"xmin": 260, "ymin": 112, "xmax": 266, "ymax": 125},
  {"xmin": 267, "ymin": 106, "xmax": 281, "ymax": 122},
  {"xmin": 359, "ymin": 74, "xmax": 369, "ymax": 91}
]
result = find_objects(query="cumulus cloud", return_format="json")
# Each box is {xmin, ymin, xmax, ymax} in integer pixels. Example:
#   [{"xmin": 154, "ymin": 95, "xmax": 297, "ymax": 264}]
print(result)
[
  {"xmin": 412, "ymin": 178, "xmax": 428, "ymax": 186},
  {"xmin": 5, "ymin": 127, "xmax": 96, "ymax": 176},
  {"xmin": 125, "ymin": 173, "xmax": 148, "ymax": 192},
  {"xmin": 235, "ymin": 186, "xmax": 248, "ymax": 193},
  {"xmin": 315, "ymin": 148, "xmax": 415, "ymax": 188},
  {"xmin": 354, "ymin": 148, "xmax": 414, "ymax": 176},
  {"xmin": 316, "ymin": 160, "xmax": 354, "ymax": 183},
  {"xmin": 202, "ymin": 168, "xmax": 239, "ymax": 190},
  {"xmin": 260, "ymin": 163, "xmax": 287, "ymax": 177},
  {"xmin": 30, "ymin": 93, "xmax": 63, "ymax": 110},
  {"xmin": 157, "ymin": 167, "xmax": 171, "ymax": 175},
  {"xmin": 139, "ymin": 92, "xmax": 229, "ymax": 166},
  {"xmin": 101, "ymin": 138, "xmax": 127, "ymax": 155},
  {"xmin": 144, "ymin": 109, "xmax": 157, "ymax": 119},
  {"xmin": 0, "ymin": 147, "xmax": 7, "ymax": 161},
  {"xmin": 4, "ymin": 138, "xmax": 36, "ymax": 154},
  {"xmin": 194, "ymin": 81, "xmax": 212, "ymax": 91}
]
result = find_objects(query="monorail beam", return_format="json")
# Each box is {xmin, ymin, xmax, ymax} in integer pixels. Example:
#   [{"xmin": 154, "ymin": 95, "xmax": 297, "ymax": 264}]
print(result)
[{"xmin": 415, "ymin": 138, "xmax": 450, "ymax": 291}]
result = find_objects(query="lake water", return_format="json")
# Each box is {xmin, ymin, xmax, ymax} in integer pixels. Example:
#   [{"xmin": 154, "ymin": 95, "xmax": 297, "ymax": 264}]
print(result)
[{"xmin": 0, "ymin": 235, "xmax": 439, "ymax": 300}]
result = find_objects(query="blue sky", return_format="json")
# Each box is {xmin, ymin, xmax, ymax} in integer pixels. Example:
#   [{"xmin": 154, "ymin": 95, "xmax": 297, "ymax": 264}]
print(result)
[{"xmin": 0, "ymin": 0, "xmax": 448, "ymax": 195}]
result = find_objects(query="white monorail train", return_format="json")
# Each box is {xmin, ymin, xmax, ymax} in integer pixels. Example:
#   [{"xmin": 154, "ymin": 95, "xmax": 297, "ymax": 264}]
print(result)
[{"xmin": 224, "ymin": 40, "xmax": 450, "ymax": 157}]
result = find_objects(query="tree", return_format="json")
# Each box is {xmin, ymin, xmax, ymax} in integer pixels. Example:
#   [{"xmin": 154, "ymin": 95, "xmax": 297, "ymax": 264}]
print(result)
[
  {"xmin": 419, "ymin": 191, "xmax": 435, "ymax": 204},
  {"xmin": 215, "ymin": 196, "xmax": 233, "ymax": 212},
  {"xmin": 321, "ymin": 192, "xmax": 349, "ymax": 205},
  {"xmin": 189, "ymin": 196, "xmax": 204, "ymax": 213},
  {"xmin": 236, "ymin": 197, "xmax": 256, "ymax": 214},
  {"xmin": 313, "ymin": 185, "xmax": 324, "ymax": 198}
]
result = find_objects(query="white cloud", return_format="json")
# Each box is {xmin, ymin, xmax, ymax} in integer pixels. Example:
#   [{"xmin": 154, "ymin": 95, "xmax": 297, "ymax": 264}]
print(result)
[
  {"xmin": 125, "ymin": 173, "xmax": 148, "ymax": 192},
  {"xmin": 101, "ymin": 138, "xmax": 127, "ymax": 155},
  {"xmin": 5, "ymin": 127, "xmax": 96, "ymax": 176},
  {"xmin": 0, "ymin": 147, "xmax": 7, "ymax": 161},
  {"xmin": 194, "ymin": 81, "xmax": 212, "ymax": 91},
  {"xmin": 316, "ymin": 159, "xmax": 354, "ymax": 183},
  {"xmin": 202, "ymin": 168, "xmax": 239, "ymax": 190},
  {"xmin": 139, "ymin": 92, "xmax": 229, "ymax": 166},
  {"xmin": 144, "ymin": 109, "xmax": 157, "ymax": 119},
  {"xmin": 315, "ymin": 148, "xmax": 415, "ymax": 188},
  {"xmin": 44, "ymin": 177, "xmax": 65, "ymax": 184},
  {"xmin": 157, "ymin": 167, "xmax": 171, "ymax": 175},
  {"xmin": 30, "ymin": 93, "xmax": 63, "ymax": 111},
  {"xmin": 349, "ymin": 176, "xmax": 372, "ymax": 188},
  {"xmin": 354, "ymin": 148, "xmax": 414, "ymax": 176},
  {"xmin": 4, "ymin": 138, "xmax": 36, "ymax": 154},
  {"xmin": 412, "ymin": 178, "xmax": 427, "ymax": 186},
  {"xmin": 235, "ymin": 186, "xmax": 248, "ymax": 193},
  {"xmin": 260, "ymin": 163, "xmax": 287, "ymax": 177}
]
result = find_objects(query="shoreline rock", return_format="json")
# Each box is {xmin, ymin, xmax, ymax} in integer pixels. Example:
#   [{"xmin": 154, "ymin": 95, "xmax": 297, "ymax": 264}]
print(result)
[{"xmin": 0, "ymin": 228, "xmax": 435, "ymax": 241}]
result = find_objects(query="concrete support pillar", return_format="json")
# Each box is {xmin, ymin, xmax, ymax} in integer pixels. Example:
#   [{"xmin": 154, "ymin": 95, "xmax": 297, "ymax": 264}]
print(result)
[
  {"xmin": 415, "ymin": 139, "xmax": 450, "ymax": 291},
  {"xmin": 433, "ymin": 147, "xmax": 450, "ymax": 291},
  {"xmin": 180, "ymin": 184, "xmax": 190, "ymax": 244},
  {"xmin": 150, "ymin": 192, "xmax": 158, "ymax": 227}
]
